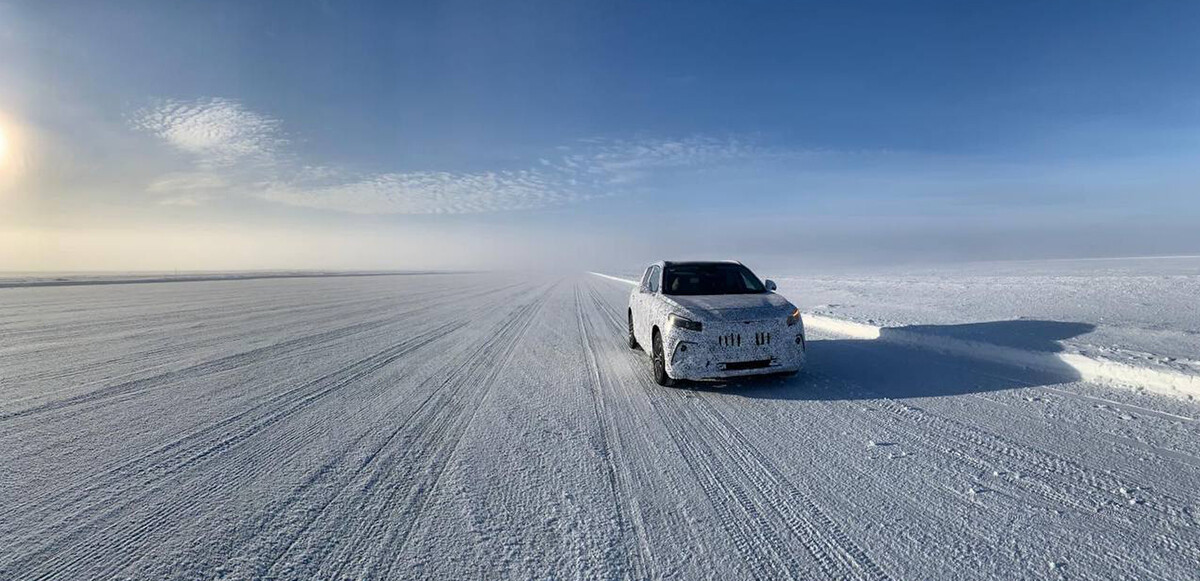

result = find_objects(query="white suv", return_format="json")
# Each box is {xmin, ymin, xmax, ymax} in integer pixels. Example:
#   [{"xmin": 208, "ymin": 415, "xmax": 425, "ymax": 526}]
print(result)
[{"xmin": 628, "ymin": 261, "xmax": 806, "ymax": 386}]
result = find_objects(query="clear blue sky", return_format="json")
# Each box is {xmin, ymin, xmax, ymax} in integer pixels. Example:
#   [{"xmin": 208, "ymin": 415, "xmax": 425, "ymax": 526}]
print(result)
[{"xmin": 2, "ymin": 0, "xmax": 1199, "ymax": 270}]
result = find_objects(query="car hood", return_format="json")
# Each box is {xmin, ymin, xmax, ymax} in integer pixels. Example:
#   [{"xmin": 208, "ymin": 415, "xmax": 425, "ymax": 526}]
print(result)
[{"xmin": 664, "ymin": 293, "xmax": 792, "ymax": 321}]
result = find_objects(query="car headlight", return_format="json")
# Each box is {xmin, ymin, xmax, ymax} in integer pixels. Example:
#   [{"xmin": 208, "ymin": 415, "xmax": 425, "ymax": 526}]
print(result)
[
  {"xmin": 786, "ymin": 307, "xmax": 801, "ymax": 326},
  {"xmin": 669, "ymin": 313, "xmax": 703, "ymax": 332}
]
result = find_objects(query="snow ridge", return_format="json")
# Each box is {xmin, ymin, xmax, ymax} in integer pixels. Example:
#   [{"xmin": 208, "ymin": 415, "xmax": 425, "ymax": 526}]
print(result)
[
  {"xmin": 802, "ymin": 315, "xmax": 1200, "ymax": 399},
  {"xmin": 588, "ymin": 272, "xmax": 1200, "ymax": 399},
  {"xmin": 587, "ymin": 272, "xmax": 639, "ymax": 285}
]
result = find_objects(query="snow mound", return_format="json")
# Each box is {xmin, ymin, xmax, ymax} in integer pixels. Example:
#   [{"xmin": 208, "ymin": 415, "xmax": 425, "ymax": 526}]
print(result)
[{"xmin": 802, "ymin": 314, "xmax": 1200, "ymax": 399}]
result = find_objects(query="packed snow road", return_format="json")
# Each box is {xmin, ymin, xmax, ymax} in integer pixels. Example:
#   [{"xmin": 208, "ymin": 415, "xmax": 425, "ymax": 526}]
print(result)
[{"xmin": 2, "ymin": 273, "xmax": 1199, "ymax": 580}]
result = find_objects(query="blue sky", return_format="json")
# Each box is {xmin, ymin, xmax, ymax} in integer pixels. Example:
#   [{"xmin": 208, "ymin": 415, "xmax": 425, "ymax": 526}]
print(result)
[{"xmin": 2, "ymin": 0, "xmax": 1199, "ymax": 270}]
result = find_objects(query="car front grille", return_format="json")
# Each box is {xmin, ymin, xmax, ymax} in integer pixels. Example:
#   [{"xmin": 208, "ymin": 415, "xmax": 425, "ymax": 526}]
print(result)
[{"xmin": 717, "ymin": 331, "xmax": 773, "ymax": 347}]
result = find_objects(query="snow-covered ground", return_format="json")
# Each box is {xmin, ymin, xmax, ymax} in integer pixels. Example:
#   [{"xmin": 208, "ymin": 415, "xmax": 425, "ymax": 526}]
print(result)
[
  {"xmin": 782, "ymin": 257, "xmax": 1200, "ymax": 360},
  {"xmin": 772, "ymin": 257, "xmax": 1200, "ymax": 397},
  {"xmin": 0, "ymin": 270, "xmax": 446, "ymax": 288},
  {"xmin": 3, "ymin": 270, "xmax": 1200, "ymax": 579}
]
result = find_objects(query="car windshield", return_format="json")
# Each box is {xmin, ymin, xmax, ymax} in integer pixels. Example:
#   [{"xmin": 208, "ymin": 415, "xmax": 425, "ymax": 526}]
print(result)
[{"xmin": 663, "ymin": 263, "xmax": 766, "ymax": 296}]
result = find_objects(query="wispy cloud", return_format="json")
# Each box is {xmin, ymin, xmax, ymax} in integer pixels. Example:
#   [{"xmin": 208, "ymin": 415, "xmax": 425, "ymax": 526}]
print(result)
[
  {"xmin": 262, "ymin": 169, "xmax": 594, "ymax": 214},
  {"xmin": 567, "ymin": 136, "xmax": 761, "ymax": 172},
  {"xmin": 157, "ymin": 193, "xmax": 213, "ymax": 207},
  {"xmin": 132, "ymin": 98, "xmax": 761, "ymax": 214},
  {"xmin": 556, "ymin": 136, "xmax": 764, "ymax": 185},
  {"xmin": 146, "ymin": 171, "xmax": 230, "ymax": 193},
  {"xmin": 133, "ymin": 98, "xmax": 286, "ymax": 168}
]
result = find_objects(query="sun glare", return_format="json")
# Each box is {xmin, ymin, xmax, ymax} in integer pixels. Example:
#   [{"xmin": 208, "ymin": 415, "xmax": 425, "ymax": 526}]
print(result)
[{"xmin": 0, "ymin": 124, "xmax": 10, "ymax": 169}]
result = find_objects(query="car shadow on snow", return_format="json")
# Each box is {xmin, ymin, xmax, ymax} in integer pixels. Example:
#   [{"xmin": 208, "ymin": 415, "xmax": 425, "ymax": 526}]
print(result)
[{"xmin": 677, "ymin": 319, "xmax": 1096, "ymax": 401}]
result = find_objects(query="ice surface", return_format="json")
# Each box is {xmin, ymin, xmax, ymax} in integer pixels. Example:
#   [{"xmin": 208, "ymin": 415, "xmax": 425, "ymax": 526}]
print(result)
[{"xmin": 3, "ymin": 271, "xmax": 1200, "ymax": 579}]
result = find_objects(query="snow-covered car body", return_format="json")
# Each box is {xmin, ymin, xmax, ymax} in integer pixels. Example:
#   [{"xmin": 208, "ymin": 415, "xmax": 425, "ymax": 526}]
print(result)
[{"xmin": 628, "ymin": 261, "xmax": 806, "ymax": 384}]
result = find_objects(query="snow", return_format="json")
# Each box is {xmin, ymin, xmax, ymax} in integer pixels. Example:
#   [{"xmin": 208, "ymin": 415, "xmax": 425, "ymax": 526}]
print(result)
[
  {"xmin": 3, "ymin": 270, "xmax": 1200, "ymax": 579},
  {"xmin": 771, "ymin": 257, "xmax": 1200, "ymax": 399},
  {"xmin": 0, "ymin": 270, "xmax": 448, "ymax": 289},
  {"xmin": 798, "ymin": 313, "xmax": 1200, "ymax": 398},
  {"xmin": 779, "ymin": 256, "xmax": 1200, "ymax": 369}
]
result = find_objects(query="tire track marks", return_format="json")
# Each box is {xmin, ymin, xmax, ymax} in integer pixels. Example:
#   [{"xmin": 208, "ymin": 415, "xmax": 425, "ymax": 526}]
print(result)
[
  {"xmin": 353, "ymin": 281, "xmax": 558, "ymax": 580},
  {"xmin": 0, "ymin": 282, "xmax": 507, "ymax": 423},
  {"xmin": 3, "ymin": 319, "xmax": 458, "ymax": 580},
  {"xmin": 813, "ymin": 341, "xmax": 1200, "ymax": 526},
  {"xmin": 218, "ymin": 282, "xmax": 556, "ymax": 580},
  {"xmin": 123, "ymin": 281, "xmax": 537, "ymax": 580},
  {"xmin": 574, "ymin": 285, "xmax": 655, "ymax": 579},
  {"xmin": 583, "ymin": 279, "xmax": 890, "ymax": 580}
]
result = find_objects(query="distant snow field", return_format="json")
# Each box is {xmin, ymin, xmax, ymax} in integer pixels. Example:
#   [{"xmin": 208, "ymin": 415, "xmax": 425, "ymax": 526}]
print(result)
[{"xmin": 3, "ymin": 266, "xmax": 1200, "ymax": 579}]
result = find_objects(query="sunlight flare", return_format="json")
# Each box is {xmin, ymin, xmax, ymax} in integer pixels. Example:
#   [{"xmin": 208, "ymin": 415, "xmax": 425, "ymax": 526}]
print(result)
[{"xmin": 0, "ymin": 124, "xmax": 9, "ymax": 166}]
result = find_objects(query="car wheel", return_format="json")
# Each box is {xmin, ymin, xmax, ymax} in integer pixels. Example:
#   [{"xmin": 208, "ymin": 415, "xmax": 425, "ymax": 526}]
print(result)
[
  {"xmin": 651, "ymin": 329, "xmax": 675, "ymax": 387},
  {"xmin": 627, "ymin": 310, "xmax": 639, "ymax": 350}
]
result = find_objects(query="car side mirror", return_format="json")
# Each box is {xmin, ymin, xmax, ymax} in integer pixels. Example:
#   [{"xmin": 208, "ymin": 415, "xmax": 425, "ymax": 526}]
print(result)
[{"xmin": 764, "ymin": 279, "xmax": 777, "ymax": 291}]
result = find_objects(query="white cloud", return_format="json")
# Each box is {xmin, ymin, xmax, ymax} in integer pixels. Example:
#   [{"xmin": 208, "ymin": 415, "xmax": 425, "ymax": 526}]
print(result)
[
  {"xmin": 263, "ymin": 169, "xmax": 590, "ymax": 215},
  {"xmin": 133, "ymin": 98, "xmax": 765, "ymax": 214},
  {"xmin": 134, "ymin": 98, "xmax": 285, "ymax": 168},
  {"xmin": 158, "ymin": 193, "xmax": 213, "ymax": 207},
  {"xmin": 571, "ymin": 136, "xmax": 760, "ymax": 171},
  {"xmin": 146, "ymin": 171, "xmax": 229, "ymax": 193},
  {"xmin": 555, "ymin": 136, "xmax": 764, "ymax": 185}
]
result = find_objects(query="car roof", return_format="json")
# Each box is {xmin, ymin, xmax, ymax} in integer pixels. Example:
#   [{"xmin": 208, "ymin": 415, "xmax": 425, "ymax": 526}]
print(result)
[{"xmin": 661, "ymin": 260, "xmax": 743, "ymax": 268}]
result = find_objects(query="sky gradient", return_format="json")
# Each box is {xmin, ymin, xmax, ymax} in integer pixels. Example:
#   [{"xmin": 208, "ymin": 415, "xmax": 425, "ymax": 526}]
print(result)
[{"xmin": 2, "ymin": 0, "xmax": 1199, "ymax": 271}]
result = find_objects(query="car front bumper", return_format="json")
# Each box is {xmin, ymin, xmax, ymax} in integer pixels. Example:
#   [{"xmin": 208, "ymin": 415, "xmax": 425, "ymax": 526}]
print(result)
[{"xmin": 663, "ymin": 319, "xmax": 806, "ymax": 381}]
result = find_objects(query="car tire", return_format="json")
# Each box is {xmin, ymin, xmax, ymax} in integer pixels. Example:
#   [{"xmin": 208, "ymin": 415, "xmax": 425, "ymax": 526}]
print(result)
[
  {"xmin": 627, "ymin": 310, "xmax": 639, "ymax": 350},
  {"xmin": 651, "ymin": 329, "xmax": 675, "ymax": 387}
]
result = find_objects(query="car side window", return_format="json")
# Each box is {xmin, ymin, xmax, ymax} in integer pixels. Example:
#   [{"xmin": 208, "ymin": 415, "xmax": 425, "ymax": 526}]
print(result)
[
  {"xmin": 648, "ymin": 266, "xmax": 661, "ymax": 293},
  {"xmin": 639, "ymin": 267, "xmax": 653, "ymax": 291}
]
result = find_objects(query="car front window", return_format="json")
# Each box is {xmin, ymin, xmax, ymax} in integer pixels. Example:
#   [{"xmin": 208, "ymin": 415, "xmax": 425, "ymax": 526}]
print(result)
[{"xmin": 663, "ymin": 264, "xmax": 766, "ymax": 296}]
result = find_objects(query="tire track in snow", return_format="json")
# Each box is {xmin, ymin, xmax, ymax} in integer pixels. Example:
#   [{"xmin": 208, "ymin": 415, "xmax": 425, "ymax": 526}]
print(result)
[
  {"xmin": 585, "ymin": 279, "xmax": 1176, "ymax": 578},
  {"xmin": 583, "ymin": 281, "xmax": 890, "ymax": 580},
  {"xmin": 359, "ymin": 281, "xmax": 559, "ymax": 580},
  {"xmin": 575, "ymin": 284, "xmax": 654, "ymax": 579},
  {"xmin": 0, "ymin": 282, "xmax": 504, "ymax": 423},
  {"xmin": 818, "ymin": 342, "xmax": 1200, "ymax": 526},
  {"xmin": 828, "ymin": 391, "xmax": 1199, "ymax": 578},
  {"xmin": 1, "ymin": 281, "xmax": 517, "ymax": 581},
  {"xmin": 0, "ymin": 317, "xmax": 393, "ymax": 421},
  {"xmin": 124, "ymin": 280, "xmax": 536, "ymax": 580},
  {"xmin": 582, "ymin": 285, "xmax": 798, "ymax": 578},
  {"xmin": 4, "ymin": 321, "xmax": 458, "ymax": 581},
  {"xmin": 7, "ymin": 280, "xmax": 534, "ymax": 579},
  {"xmin": 644, "ymin": 385, "xmax": 889, "ymax": 581},
  {"xmin": 799, "ymin": 344, "xmax": 1200, "ymax": 575},
  {"xmin": 688, "ymin": 394, "xmax": 892, "ymax": 580},
  {"xmin": 228, "ymin": 282, "xmax": 556, "ymax": 580},
  {"xmin": 580, "ymin": 278, "xmax": 731, "ymax": 579},
  {"xmin": 3, "ymin": 308, "xmax": 454, "ymax": 523},
  {"xmin": 601, "ymin": 313, "xmax": 1085, "ymax": 576}
]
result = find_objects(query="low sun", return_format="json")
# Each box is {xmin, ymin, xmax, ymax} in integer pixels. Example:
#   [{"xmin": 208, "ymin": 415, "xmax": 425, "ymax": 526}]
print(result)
[{"xmin": 0, "ymin": 125, "xmax": 8, "ymax": 165}]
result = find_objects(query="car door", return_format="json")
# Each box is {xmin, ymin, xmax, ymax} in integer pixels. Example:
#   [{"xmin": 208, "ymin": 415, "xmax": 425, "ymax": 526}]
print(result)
[
  {"xmin": 637, "ymin": 265, "xmax": 662, "ymax": 347},
  {"xmin": 630, "ymin": 266, "xmax": 652, "ymax": 343}
]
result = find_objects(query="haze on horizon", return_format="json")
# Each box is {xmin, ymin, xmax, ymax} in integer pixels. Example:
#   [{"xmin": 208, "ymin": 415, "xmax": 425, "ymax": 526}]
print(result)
[{"xmin": 2, "ymin": 0, "xmax": 1199, "ymax": 273}]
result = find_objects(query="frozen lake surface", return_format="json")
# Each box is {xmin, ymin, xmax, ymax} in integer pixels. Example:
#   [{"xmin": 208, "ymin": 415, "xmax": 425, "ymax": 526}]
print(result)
[{"xmin": 2, "ymin": 270, "xmax": 1199, "ymax": 579}]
